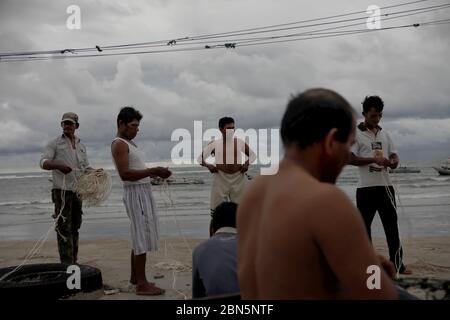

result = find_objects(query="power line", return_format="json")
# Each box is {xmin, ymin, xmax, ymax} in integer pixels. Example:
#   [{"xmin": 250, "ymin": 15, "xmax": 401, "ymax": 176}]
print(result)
[
  {"xmin": 239, "ymin": 19, "xmax": 450, "ymax": 47},
  {"xmin": 4, "ymin": 19, "xmax": 448, "ymax": 63},
  {"xmin": 1, "ymin": 1, "xmax": 449, "ymax": 62},
  {"xmin": 0, "ymin": 0, "xmax": 439, "ymax": 57}
]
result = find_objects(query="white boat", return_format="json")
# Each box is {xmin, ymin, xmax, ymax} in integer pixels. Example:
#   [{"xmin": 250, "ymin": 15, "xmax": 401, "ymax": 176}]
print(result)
[
  {"xmin": 433, "ymin": 167, "xmax": 450, "ymax": 176},
  {"xmin": 151, "ymin": 177, "xmax": 204, "ymax": 185},
  {"xmin": 433, "ymin": 158, "xmax": 450, "ymax": 176},
  {"xmin": 389, "ymin": 166, "xmax": 421, "ymax": 174}
]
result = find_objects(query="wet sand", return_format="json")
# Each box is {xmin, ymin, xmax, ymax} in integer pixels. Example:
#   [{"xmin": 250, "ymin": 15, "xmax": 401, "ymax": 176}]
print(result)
[{"xmin": 0, "ymin": 236, "xmax": 449, "ymax": 300}]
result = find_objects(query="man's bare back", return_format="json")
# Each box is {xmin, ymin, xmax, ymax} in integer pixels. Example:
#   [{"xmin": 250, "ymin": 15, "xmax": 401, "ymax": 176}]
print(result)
[{"xmin": 237, "ymin": 159, "xmax": 398, "ymax": 299}]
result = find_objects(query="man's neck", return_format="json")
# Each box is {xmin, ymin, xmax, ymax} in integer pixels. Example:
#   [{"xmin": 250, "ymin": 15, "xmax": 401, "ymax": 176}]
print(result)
[
  {"xmin": 364, "ymin": 121, "xmax": 379, "ymax": 133},
  {"xmin": 117, "ymin": 133, "xmax": 131, "ymax": 141},
  {"xmin": 284, "ymin": 148, "xmax": 321, "ymax": 181},
  {"xmin": 63, "ymin": 133, "xmax": 75, "ymax": 141}
]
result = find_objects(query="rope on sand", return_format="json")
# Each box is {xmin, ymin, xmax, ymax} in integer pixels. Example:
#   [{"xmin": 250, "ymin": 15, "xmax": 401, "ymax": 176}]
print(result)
[
  {"xmin": 0, "ymin": 175, "xmax": 70, "ymax": 282},
  {"xmin": 381, "ymin": 169, "xmax": 416, "ymax": 278},
  {"xmin": 158, "ymin": 178, "xmax": 192, "ymax": 300},
  {"xmin": 154, "ymin": 260, "xmax": 192, "ymax": 272},
  {"xmin": 74, "ymin": 169, "xmax": 112, "ymax": 207}
]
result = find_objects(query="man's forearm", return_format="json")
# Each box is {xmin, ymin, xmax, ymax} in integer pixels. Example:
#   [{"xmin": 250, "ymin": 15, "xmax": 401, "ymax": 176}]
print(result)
[
  {"xmin": 120, "ymin": 168, "xmax": 151, "ymax": 181},
  {"xmin": 349, "ymin": 153, "xmax": 375, "ymax": 166},
  {"xmin": 41, "ymin": 160, "xmax": 62, "ymax": 171}
]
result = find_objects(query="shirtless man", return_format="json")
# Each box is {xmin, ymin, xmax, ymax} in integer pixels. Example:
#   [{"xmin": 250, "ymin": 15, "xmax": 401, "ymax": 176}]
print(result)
[
  {"xmin": 198, "ymin": 117, "xmax": 256, "ymax": 213},
  {"xmin": 237, "ymin": 89, "xmax": 398, "ymax": 299}
]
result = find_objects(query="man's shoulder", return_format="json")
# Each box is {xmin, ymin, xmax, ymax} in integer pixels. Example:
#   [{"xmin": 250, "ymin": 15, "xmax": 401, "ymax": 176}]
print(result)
[
  {"xmin": 380, "ymin": 128, "xmax": 392, "ymax": 139},
  {"xmin": 111, "ymin": 138, "xmax": 130, "ymax": 150},
  {"xmin": 193, "ymin": 238, "xmax": 216, "ymax": 259},
  {"xmin": 355, "ymin": 127, "xmax": 368, "ymax": 139},
  {"xmin": 46, "ymin": 136, "xmax": 62, "ymax": 146},
  {"xmin": 305, "ymin": 183, "xmax": 351, "ymax": 210},
  {"xmin": 76, "ymin": 137, "xmax": 87, "ymax": 147}
]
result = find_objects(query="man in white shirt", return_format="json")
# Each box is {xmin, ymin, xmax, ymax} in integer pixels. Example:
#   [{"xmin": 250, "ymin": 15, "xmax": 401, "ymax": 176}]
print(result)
[
  {"xmin": 349, "ymin": 96, "xmax": 411, "ymax": 275},
  {"xmin": 40, "ymin": 112, "xmax": 91, "ymax": 264}
]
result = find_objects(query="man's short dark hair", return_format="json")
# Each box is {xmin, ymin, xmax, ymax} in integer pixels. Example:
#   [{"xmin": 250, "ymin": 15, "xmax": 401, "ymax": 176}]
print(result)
[
  {"xmin": 218, "ymin": 117, "xmax": 235, "ymax": 129},
  {"xmin": 362, "ymin": 95, "xmax": 384, "ymax": 113},
  {"xmin": 117, "ymin": 106, "xmax": 143, "ymax": 127},
  {"xmin": 212, "ymin": 202, "xmax": 237, "ymax": 232},
  {"xmin": 280, "ymin": 88, "xmax": 355, "ymax": 149}
]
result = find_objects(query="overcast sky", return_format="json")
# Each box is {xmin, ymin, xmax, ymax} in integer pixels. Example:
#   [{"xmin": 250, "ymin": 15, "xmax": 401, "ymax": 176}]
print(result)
[{"xmin": 0, "ymin": 0, "xmax": 449, "ymax": 172}]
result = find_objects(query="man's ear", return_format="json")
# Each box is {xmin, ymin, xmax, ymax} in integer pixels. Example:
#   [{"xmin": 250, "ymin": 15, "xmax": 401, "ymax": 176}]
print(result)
[
  {"xmin": 75, "ymin": 123, "xmax": 80, "ymax": 129},
  {"xmin": 324, "ymin": 128, "xmax": 338, "ymax": 156}
]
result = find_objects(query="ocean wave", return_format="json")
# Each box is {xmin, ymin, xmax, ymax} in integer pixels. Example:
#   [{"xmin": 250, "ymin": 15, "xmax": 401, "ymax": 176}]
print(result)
[
  {"xmin": 400, "ymin": 193, "xmax": 450, "ymax": 200},
  {"xmin": 409, "ymin": 182, "xmax": 450, "ymax": 188},
  {"xmin": 0, "ymin": 174, "xmax": 49, "ymax": 180},
  {"xmin": 430, "ymin": 177, "xmax": 450, "ymax": 182},
  {"xmin": 0, "ymin": 200, "xmax": 51, "ymax": 206}
]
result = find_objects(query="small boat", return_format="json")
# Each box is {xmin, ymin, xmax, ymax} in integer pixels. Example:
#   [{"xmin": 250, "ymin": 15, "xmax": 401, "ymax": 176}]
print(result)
[
  {"xmin": 389, "ymin": 166, "xmax": 421, "ymax": 174},
  {"xmin": 433, "ymin": 167, "xmax": 450, "ymax": 176},
  {"xmin": 151, "ymin": 177, "xmax": 205, "ymax": 185},
  {"xmin": 433, "ymin": 158, "xmax": 450, "ymax": 176}
]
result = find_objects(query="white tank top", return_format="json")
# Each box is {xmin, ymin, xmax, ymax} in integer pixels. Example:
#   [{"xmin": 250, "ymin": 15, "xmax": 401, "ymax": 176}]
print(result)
[{"xmin": 112, "ymin": 137, "xmax": 151, "ymax": 185}]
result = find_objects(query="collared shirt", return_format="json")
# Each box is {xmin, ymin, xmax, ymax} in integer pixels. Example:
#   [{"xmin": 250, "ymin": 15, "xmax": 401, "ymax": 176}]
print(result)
[
  {"xmin": 40, "ymin": 134, "xmax": 90, "ymax": 191},
  {"xmin": 215, "ymin": 227, "xmax": 237, "ymax": 234},
  {"xmin": 351, "ymin": 122, "xmax": 397, "ymax": 188},
  {"xmin": 192, "ymin": 229, "xmax": 239, "ymax": 298}
]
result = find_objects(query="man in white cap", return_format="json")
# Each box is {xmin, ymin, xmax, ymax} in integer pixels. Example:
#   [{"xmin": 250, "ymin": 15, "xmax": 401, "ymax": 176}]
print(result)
[{"xmin": 40, "ymin": 112, "xmax": 92, "ymax": 264}]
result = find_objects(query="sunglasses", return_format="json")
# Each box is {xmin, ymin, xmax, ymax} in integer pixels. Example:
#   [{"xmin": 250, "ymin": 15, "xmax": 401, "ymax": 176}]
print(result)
[{"xmin": 62, "ymin": 121, "xmax": 76, "ymax": 126}]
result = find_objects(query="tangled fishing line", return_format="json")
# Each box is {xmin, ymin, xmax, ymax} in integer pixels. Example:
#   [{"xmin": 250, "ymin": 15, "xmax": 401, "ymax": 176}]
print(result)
[{"xmin": 74, "ymin": 169, "xmax": 112, "ymax": 207}]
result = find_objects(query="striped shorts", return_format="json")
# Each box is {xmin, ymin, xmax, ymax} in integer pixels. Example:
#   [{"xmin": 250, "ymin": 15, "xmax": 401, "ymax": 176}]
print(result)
[{"xmin": 123, "ymin": 183, "xmax": 159, "ymax": 255}]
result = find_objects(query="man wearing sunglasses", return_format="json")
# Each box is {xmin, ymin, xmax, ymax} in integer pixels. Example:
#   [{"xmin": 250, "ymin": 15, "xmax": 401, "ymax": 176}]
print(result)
[{"xmin": 40, "ymin": 112, "xmax": 92, "ymax": 264}]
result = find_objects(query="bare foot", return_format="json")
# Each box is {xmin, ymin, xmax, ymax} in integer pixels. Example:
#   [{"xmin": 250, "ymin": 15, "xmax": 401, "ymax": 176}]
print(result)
[{"xmin": 136, "ymin": 283, "xmax": 165, "ymax": 296}]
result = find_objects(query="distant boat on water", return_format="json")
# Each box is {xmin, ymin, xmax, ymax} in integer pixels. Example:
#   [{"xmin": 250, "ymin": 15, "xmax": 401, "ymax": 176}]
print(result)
[
  {"xmin": 151, "ymin": 176, "xmax": 204, "ymax": 185},
  {"xmin": 433, "ymin": 158, "xmax": 450, "ymax": 176},
  {"xmin": 389, "ymin": 166, "xmax": 421, "ymax": 174}
]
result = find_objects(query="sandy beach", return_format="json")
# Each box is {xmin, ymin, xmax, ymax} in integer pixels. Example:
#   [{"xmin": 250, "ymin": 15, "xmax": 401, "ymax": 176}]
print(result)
[{"xmin": 0, "ymin": 236, "xmax": 449, "ymax": 300}]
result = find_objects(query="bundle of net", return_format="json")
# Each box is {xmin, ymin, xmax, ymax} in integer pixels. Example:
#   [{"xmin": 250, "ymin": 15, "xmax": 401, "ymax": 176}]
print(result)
[{"xmin": 74, "ymin": 169, "xmax": 112, "ymax": 207}]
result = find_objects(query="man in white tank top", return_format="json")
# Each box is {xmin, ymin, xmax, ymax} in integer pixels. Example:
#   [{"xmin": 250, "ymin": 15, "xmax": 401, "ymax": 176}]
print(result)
[{"xmin": 111, "ymin": 107, "xmax": 172, "ymax": 296}]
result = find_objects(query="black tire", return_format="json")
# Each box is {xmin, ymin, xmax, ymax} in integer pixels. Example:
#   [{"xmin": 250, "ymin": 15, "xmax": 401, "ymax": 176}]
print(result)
[{"xmin": 0, "ymin": 263, "xmax": 102, "ymax": 299}]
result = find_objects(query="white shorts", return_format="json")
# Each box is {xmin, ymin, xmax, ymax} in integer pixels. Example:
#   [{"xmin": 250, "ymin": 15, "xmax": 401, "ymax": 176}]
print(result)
[
  {"xmin": 123, "ymin": 183, "xmax": 159, "ymax": 255},
  {"xmin": 210, "ymin": 171, "xmax": 248, "ymax": 212}
]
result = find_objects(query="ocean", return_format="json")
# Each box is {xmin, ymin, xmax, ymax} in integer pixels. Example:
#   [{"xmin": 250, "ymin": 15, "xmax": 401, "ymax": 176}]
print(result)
[{"xmin": 0, "ymin": 160, "xmax": 448, "ymax": 241}]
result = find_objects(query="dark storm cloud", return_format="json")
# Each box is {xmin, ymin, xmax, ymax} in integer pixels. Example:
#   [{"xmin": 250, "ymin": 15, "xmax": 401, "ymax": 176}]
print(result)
[{"xmin": 0, "ymin": 0, "xmax": 449, "ymax": 171}]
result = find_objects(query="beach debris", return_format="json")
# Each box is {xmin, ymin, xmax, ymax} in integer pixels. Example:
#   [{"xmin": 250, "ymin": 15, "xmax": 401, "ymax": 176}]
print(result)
[
  {"xmin": 104, "ymin": 289, "xmax": 120, "ymax": 295},
  {"xmin": 396, "ymin": 277, "xmax": 450, "ymax": 300}
]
